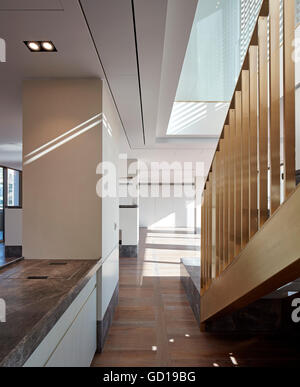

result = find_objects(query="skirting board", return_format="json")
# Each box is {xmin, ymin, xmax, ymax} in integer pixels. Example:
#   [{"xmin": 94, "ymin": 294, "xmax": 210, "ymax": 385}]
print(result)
[
  {"xmin": 97, "ymin": 281, "xmax": 119, "ymax": 353},
  {"xmin": 119, "ymin": 245, "xmax": 138, "ymax": 258}
]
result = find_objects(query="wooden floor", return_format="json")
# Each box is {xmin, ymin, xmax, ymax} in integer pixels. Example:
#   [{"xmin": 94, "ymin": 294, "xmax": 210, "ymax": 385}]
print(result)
[{"xmin": 92, "ymin": 228, "xmax": 300, "ymax": 367}]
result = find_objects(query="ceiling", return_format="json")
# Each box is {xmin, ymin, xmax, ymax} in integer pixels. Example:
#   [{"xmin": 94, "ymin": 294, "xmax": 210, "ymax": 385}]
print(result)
[{"xmin": 0, "ymin": 0, "xmax": 220, "ymax": 171}]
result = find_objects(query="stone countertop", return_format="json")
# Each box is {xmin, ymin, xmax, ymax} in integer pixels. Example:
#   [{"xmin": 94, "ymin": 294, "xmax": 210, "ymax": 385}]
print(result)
[{"xmin": 0, "ymin": 259, "xmax": 101, "ymax": 367}]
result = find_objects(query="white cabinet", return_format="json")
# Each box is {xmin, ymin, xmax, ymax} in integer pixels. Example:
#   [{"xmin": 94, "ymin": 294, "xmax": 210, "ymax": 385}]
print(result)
[
  {"xmin": 119, "ymin": 207, "xmax": 139, "ymax": 245},
  {"xmin": 46, "ymin": 289, "xmax": 96, "ymax": 367},
  {"xmin": 24, "ymin": 275, "xmax": 97, "ymax": 368}
]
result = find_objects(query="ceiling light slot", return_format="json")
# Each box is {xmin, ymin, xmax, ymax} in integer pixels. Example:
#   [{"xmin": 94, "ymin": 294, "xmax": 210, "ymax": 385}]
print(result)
[{"xmin": 24, "ymin": 41, "xmax": 57, "ymax": 52}]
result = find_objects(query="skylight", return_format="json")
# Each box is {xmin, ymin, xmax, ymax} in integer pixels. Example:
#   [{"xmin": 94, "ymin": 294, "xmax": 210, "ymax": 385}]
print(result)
[
  {"xmin": 175, "ymin": 0, "xmax": 242, "ymax": 103},
  {"xmin": 167, "ymin": 0, "xmax": 300, "ymax": 136}
]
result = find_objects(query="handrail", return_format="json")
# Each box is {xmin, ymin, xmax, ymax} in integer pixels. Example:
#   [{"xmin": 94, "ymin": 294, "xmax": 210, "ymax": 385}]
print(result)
[{"xmin": 201, "ymin": 0, "xmax": 296, "ymax": 292}]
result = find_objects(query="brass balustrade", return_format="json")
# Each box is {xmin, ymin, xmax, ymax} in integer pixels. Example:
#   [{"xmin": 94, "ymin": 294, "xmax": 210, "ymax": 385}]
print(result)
[{"xmin": 201, "ymin": 0, "xmax": 296, "ymax": 294}]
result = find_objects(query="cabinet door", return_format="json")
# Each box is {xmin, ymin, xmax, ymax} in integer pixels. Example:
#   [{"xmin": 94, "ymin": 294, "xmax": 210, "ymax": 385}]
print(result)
[{"xmin": 46, "ymin": 289, "xmax": 97, "ymax": 367}]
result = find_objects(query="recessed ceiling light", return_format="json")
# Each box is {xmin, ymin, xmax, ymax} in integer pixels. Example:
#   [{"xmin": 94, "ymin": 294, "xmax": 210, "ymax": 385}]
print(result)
[
  {"xmin": 27, "ymin": 41, "xmax": 41, "ymax": 51},
  {"xmin": 24, "ymin": 41, "xmax": 57, "ymax": 52},
  {"xmin": 42, "ymin": 41, "xmax": 55, "ymax": 51}
]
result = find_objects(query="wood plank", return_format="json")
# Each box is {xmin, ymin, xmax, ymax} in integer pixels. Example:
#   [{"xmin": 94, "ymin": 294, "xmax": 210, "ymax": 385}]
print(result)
[
  {"xmin": 208, "ymin": 175, "xmax": 212, "ymax": 285},
  {"xmin": 269, "ymin": 0, "xmax": 281, "ymax": 214},
  {"xmin": 200, "ymin": 196, "xmax": 205, "ymax": 290},
  {"xmin": 258, "ymin": 16, "xmax": 269, "ymax": 227},
  {"xmin": 210, "ymin": 163, "xmax": 216, "ymax": 281},
  {"xmin": 241, "ymin": 70, "xmax": 250, "ymax": 247},
  {"xmin": 203, "ymin": 187, "xmax": 208, "ymax": 289},
  {"xmin": 223, "ymin": 125, "xmax": 230, "ymax": 268},
  {"xmin": 201, "ymin": 185, "xmax": 300, "ymax": 322},
  {"xmin": 235, "ymin": 91, "xmax": 242, "ymax": 256},
  {"xmin": 219, "ymin": 139, "xmax": 225, "ymax": 274},
  {"xmin": 249, "ymin": 45, "xmax": 259, "ymax": 238},
  {"xmin": 215, "ymin": 152, "xmax": 220, "ymax": 277},
  {"xmin": 229, "ymin": 110, "xmax": 236, "ymax": 262},
  {"xmin": 283, "ymin": 0, "xmax": 296, "ymax": 199},
  {"xmin": 211, "ymin": 162, "xmax": 217, "ymax": 280}
]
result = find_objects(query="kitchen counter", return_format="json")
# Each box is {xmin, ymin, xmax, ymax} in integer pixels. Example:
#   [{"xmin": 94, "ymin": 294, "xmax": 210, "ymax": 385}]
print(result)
[{"xmin": 0, "ymin": 259, "xmax": 101, "ymax": 367}]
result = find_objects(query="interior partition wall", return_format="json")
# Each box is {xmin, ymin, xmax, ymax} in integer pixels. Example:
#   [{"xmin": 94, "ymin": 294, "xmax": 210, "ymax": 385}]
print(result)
[{"xmin": 22, "ymin": 78, "xmax": 121, "ymax": 352}]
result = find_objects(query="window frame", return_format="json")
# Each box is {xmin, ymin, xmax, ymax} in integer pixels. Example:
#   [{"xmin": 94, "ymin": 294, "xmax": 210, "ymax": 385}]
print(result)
[{"xmin": 0, "ymin": 165, "xmax": 22, "ymax": 209}]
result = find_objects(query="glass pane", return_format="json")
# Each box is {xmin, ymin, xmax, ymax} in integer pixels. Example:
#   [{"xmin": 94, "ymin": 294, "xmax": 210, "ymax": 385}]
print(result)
[
  {"xmin": 240, "ymin": 0, "xmax": 262, "ymax": 64},
  {"xmin": 175, "ymin": 0, "xmax": 242, "ymax": 102},
  {"xmin": 7, "ymin": 169, "xmax": 20, "ymax": 207},
  {"xmin": 0, "ymin": 168, "xmax": 3, "ymax": 241}
]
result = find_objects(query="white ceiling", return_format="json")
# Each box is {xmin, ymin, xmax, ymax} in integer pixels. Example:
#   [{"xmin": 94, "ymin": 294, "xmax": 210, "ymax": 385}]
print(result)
[
  {"xmin": 0, "ymin": 0, "xmax": 101, "ymax": 168},
  {"xmin": 0, "ymin": 0, "xmax": 218, "ymax": 172},
  {"xmin": 80, "ymin": 0, "xmax": 146, "ymax": 148},
  {"xmin": 0, "ymin": 0, "xmax": 64, "ymax": 11}
]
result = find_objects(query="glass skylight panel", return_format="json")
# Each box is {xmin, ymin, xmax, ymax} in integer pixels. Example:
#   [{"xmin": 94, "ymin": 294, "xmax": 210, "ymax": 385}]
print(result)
[{"xmin": 175, "ymin": 0, "xmax": 241, "ymax": 102}]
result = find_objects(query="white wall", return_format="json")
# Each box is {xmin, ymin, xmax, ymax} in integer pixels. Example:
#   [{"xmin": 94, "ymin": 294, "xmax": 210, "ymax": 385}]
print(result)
[
  {"xmin": 139, "ymin": 185, "xmax": 195, "ymax": 229},
  {"xmin": 23, "ymin": 79, "xmax": 121, "ymax": 319},
  {"xmin": 23, "ymin": 79, "xmax": 102, "ymax": 260},
  {"xmin": 4, "ymin": 208, "xmax": 22, "ymax": 246},
  {"xmin": 101, "ymin": 84, "xmax": 120, "ymax": 261},
  {"xmin": 97, "ymin": 82, "xmax": 121, "ymax": 320}
]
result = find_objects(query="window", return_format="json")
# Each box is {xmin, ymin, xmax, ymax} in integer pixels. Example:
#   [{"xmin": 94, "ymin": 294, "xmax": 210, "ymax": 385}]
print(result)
[
  {"xmin": 6, "ymin": 169, "xmax": 21, "ymax": 207},
  {"xmin": 0, "ymin": 168, "xmax": 3, "ymax": 242},
  {"xmin": 0, "ymin": 166, "xmax": 22, "ymax": 243},
  {"xmin": 0, "ymin": 167, "xmax": 3, "ymax": 209}
]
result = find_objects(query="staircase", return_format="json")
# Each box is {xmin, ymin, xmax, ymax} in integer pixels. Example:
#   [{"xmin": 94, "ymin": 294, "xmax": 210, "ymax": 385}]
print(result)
[{"xmin": 200, "ymin": 0, "xmax": 300, "ymax": 324}]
